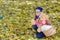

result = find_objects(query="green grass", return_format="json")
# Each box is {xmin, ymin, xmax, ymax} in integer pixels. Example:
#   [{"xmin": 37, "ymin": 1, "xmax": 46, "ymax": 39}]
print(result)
[{"xmin": 0, "ymin": 0, "xmax": 60, "ymax": 40}]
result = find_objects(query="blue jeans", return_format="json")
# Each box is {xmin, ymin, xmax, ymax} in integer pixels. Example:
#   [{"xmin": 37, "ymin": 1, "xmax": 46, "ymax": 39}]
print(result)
[{"xmin": 32, "ymin": 25, "xmax": 45, "ymax": 38}]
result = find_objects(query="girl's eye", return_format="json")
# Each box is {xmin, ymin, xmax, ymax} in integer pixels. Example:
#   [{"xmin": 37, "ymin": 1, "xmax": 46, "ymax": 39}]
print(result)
[{"xmin": 36, "ymin": 11, "xmax": 40, "ymax": 13}]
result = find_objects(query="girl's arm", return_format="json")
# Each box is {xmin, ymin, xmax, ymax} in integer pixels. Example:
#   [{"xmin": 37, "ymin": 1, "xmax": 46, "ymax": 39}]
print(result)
[{"xmin": 31, "ymin": 19, "xmax": 36, "ymax": 25}]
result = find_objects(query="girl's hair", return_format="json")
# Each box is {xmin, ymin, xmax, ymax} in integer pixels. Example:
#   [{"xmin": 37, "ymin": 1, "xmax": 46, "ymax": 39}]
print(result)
[{"xmin": 36, "ymin": 6, "xmax": 43, "ymax": 12}]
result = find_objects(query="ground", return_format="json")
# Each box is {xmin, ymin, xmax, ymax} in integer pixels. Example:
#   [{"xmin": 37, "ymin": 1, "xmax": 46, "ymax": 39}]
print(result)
[{"xmin": 0, "ymin": 0, "xmax": 60, "ymax": 40}]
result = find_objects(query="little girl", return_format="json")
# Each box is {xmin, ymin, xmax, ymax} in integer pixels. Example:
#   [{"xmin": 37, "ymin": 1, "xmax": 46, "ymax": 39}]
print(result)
[{"xmin": 31, "ymin": 7, "xmax": 46, "ymax": 38}]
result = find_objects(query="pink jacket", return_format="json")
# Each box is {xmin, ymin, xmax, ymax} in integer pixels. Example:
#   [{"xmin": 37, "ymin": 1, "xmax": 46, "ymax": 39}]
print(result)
[{"xmin": 36, "ymin": 19, "xmax": 50, "ymax": 27}]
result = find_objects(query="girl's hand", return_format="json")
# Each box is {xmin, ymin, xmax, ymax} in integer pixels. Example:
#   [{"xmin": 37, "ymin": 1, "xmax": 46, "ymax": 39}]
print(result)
[
  {"xmin": 37, "ymin": 24, "xmax": 42, "ymax": 32},
  {"xmin": 37, "ymin": 27, "xmax": 41, "ymax": 32}
]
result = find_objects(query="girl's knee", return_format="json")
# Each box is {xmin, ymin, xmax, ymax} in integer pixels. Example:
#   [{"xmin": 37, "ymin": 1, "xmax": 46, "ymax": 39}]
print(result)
[{"xmin": 32, "ymin": 25, "xmax": 38, "ymax": 30}]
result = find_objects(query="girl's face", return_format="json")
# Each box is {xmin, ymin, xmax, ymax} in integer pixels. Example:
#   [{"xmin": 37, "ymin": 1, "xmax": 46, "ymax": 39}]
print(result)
[{"xmin": 36, "ymin": 9, "xmax": 41, "ymax": 16}]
